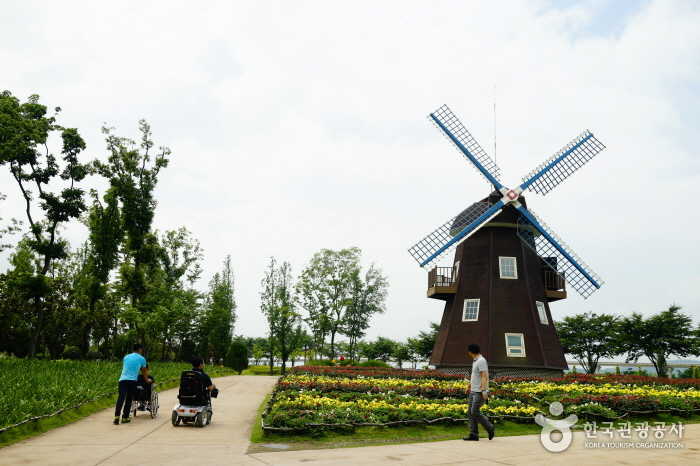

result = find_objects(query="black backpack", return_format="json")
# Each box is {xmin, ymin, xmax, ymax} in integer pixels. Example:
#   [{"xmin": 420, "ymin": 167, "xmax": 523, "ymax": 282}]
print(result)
[{"xmin": 177, "ymin": 370, "xmax": 208, "ymax": 405}]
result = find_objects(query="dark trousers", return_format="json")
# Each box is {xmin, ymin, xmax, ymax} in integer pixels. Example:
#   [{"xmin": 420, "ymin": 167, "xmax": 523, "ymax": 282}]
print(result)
[
  {"xmin": 469, "ymin": 391, "xmax": 494, "ymax": 437},
  {"xmin": 115, "ymin": 380, "xmax": 137, "ymax": 418}
]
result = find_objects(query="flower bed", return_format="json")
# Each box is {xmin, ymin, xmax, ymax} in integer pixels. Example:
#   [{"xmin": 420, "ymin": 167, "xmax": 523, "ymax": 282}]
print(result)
[{"xmin": 262, "ymin": 368, "xmax": 700, "ymax": 433}]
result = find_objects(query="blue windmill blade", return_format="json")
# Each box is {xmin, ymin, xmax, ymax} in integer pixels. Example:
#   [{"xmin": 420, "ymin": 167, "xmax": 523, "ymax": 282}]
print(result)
[
  {"xmin": 519, "ymin": 130, "xmax": 606, "ymax": 195},
  {"xmin": 409, "ymin": 200, "xmax": 505, "ymax": 269},
  {"xmin": 429, "ymin": 105, "xmax": 504, "ymax": 190},
  {"xmin": 514, "ymin": 206, "xmax": 604, "ymax": 299}
]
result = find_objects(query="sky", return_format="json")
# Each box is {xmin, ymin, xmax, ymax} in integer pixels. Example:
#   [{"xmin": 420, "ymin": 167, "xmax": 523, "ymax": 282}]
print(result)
[{"xmin": 1, "ymin": 0, "xmax": 699, "ymax": 341}]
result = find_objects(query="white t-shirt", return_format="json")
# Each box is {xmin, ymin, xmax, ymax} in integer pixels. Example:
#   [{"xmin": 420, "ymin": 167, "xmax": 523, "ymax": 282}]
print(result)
[{"xmin": 470, "ymin": 355, "xmax": 489, "ymax": 392}]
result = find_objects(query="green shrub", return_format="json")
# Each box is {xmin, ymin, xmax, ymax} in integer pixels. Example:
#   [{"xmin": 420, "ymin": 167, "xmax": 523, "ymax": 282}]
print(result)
[
  {"xmin": 225, "ymin": 340, "xmax": 249, "ymax": 374},
  {"xmin": 61, "ymin": 346, "xmax": 82, "ymax": 360},
  {"xmin": 358, "ymin": 360, "xmax": 390, "ymax": 368},
  {"xmin": 337, "ymin": 359, "xmax": 358, "ymax": 366}
]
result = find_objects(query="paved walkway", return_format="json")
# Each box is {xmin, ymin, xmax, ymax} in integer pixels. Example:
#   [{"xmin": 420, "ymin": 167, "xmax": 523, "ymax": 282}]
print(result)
[
  {"xmin": 2, "ymin": 375, "xmax": 697, "ymax": 465},
  {"xmin": 250, "ymin": 425, "xmax": 699, "ymax": 465}
]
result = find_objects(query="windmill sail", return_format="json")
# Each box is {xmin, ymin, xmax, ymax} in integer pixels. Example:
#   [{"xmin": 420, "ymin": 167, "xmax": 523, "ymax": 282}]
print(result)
[
  {"xmin": 520, "ymin": 130, "xmax": 606, "ymax": 195},
  {"xmin": 515, "ymin": 207, "xmax": 603, "ymax": 299},
  {"xmin": 430, "ymin": 105, "xmax": 503, "ymax": 188},
  {"xmin": 408, "ymin": 201, "xmax": 496, "ymax": 268}
]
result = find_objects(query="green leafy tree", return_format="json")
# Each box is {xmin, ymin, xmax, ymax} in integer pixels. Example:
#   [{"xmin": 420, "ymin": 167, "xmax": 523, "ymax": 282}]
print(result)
[
  {"xmin": 362, "ymin": 337, "xmax": 397, "ymax": 362},
  {"xmin": 343, "ymin": 265, "xmax": 388, "ymax": 361},
  {"xmin": 260, "ymin": 258, "xmax": 304, "ymax": 374},
  {"xmin": 0, "ymin": 91, "xmax": 88, "ymax": 355},
  {"xmin": 199, "ymin": 255, "xmax": 235, "ymax": 361},
  {"xmin": 225, "ymin": 339, "xmax": 249, "ymax": 374},
  {"xmin": 92, "ymin": 120, "xmax": 169, "ymax": 316},
  {"xmin": 261, "ymin": 257, "xmax": 280, "ymax": 374},
  {"xmin": 618, "ymin": 305, "xmax": 700, "ymax": 377},
  {"xmin": 556, "ymin": 312, "xmax": 621, "ymax": 374},
  {"xmin": 392, "ymin": 342, "xmax": 411, "ymax": 368},
  {"xmin": 407, "ymin": 322, "xmax": 440, "ymax": 363}
]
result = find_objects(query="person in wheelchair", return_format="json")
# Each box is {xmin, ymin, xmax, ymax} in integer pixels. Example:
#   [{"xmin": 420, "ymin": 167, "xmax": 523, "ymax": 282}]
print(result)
[
  {"xmin": 136, "ymin": 366, "xmax": 155, "ymax": 411},
  {"xmin": 172, "ymin": 357, "xmax": 218, "ymax": 427},
  {"xmin": 191, "ymin": 357, "xmax": 217, "ymax": 394}
]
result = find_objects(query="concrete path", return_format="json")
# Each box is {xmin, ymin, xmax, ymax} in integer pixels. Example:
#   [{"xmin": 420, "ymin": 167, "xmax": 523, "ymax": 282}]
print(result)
[
  {"xmin": 249, "ymin": 424, "xmax": 699, "ymax": 465},
  {"xmin": 2, "ymin": 375, "xmax": 698, "ymax": 465}
]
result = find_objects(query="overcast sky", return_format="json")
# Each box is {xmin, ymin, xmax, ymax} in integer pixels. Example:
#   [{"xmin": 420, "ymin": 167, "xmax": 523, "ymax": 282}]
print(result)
[{"xmin": 1, "ymin": 0, "xmax": 698, "ymax": 340}]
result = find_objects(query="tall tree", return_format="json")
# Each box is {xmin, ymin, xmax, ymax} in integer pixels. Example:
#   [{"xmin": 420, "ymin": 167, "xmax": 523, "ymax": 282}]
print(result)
[
  {"xmin": 273, "ymin": 261, "xmax": 302, "ymax": 374},
  {"xmin": 0, "ymin": 91, "xmax": 88, "ymax": 355},
  {"xmin": 618, "ymin": 305, "xmax": 700, "ymax": 377},
  {"xmin": 556, "ymin": 312, "xmax": 621, "ymax": 374},
  {"xmin": 200, "ymin": 255, "xmax": 235, "ymax": 362},
  {"xmin": 261, "ymin": 257, "xmax": 280, "ymax": 374},
  {"xmin": 92, "ymin": 120, "xmax": 169, "ymax": 313},
  {"xmin": 297, "ymin": 248, "xmax": 361, "ymax": 359},
  {"xmin": 296, "ymin": 260, "xmax": 330, "ymax": 358},
  {"xmin": 76, "ymin": 188, "xmax": 123, "ymax": 355},
  {"xmin": 343, "ymin": 265, "xmax": 388, "ymax": 361}
]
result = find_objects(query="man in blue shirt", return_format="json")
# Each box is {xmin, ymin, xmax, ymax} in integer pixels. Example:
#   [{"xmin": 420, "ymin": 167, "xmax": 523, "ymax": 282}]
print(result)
[{"xmin": 114, "ymin": 343, "xmax": 149, "ymax": 425}]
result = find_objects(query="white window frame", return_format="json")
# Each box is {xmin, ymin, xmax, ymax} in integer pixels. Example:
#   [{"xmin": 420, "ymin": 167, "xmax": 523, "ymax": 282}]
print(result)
[
  {"xmin": 462, "ymin": 298, "xmax": 480, "ymax": 322},
  {"xmin": 505, "ymin": 333, "xmax": 526, "ymax": 357},
  {"xmin": 536, "ymin": 301, "xmax": 548, "ymax": 325},
  {"xmin": 499, "ymin": 256, "xmax": 518, "ymax": 279},
  {"xmin": 453, "ymin": 260, "xmax": 460, "ymax": 280}
]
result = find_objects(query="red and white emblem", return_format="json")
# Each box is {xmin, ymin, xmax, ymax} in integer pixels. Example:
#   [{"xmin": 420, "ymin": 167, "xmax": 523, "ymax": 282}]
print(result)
[{"xmin": 506, "ymin": 189, "xmax": 518, "ymax": 201}]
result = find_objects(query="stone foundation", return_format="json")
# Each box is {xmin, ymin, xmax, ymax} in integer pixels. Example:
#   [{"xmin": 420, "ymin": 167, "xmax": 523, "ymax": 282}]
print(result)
[{"xmin": 435, "ymin": 366, "xmax": 564, "ymax": 378}]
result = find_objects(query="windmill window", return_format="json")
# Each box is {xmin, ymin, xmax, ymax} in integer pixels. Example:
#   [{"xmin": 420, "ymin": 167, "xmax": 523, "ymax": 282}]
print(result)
[
  {"xmin": 505, "ymin": 333, "xmax": 526, "ymax": 357},
  {"xmin": 499, "ymin": 256, "xmax": 518, "ymax": 279},
  {"xmin": 462, "ymin": 298, "xmax": 480, "ymax": 322},
  {"xmin": 536, "ymin": 301, "xmax": 548, "ymax": 325}
]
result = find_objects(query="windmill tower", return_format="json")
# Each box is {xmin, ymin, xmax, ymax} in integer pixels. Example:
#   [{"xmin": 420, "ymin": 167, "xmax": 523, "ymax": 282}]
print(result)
[{"xmin": 409, "ymin": 105, "xmax": 606, "ymax": 377}]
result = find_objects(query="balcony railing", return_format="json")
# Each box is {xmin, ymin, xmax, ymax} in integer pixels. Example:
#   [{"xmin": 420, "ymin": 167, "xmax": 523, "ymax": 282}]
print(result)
[
  {"xmin": 543, "ymin": 269, "xmax": 566, "ymax": 292},
  {"xmin": 428, "ymin": 266, "xmax": 456, "ymax": 289}
]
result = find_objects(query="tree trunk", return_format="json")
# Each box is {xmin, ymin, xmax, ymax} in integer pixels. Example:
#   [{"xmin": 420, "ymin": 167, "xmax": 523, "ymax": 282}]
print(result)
[
  {"xmin": 281, "ymin": 359, "xmax": 287, "ymax": 375},
  {"xmin": 329, "ymin": 330, "xmax": 336, "ymax": 360},
  {"xmin": 656, "ymin": 352, "xmax": 668, "ymax": 378}
]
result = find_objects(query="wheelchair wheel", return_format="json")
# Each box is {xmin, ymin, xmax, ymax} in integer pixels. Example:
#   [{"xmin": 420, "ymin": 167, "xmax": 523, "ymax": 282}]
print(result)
[
  {"xmin": 150, "ymin": 391, "xmax": 159, "ymax": 418},
  {"xmin": 206, "ymin": 411, "xmax": 212, "ymax": 425},
  {"xmin": 194, "ymin": 413, "xmax": 204, "ymax": 428},
  {"xmin": 131, "ymin": 401, "xmax": 138, "ymax": 418},
  {"xmin": 171, "ymin": 411, "xmax": 180, "ymax": 426}
]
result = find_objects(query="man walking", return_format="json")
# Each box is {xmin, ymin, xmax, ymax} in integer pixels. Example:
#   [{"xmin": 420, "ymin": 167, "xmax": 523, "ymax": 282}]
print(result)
[
  {"xmin": 464, "ymin": 343, "xmax": 495, "ymax": 441},
  {"xmin": 114, "ymin": 343, "xmax": 149, "ymax": 425}
]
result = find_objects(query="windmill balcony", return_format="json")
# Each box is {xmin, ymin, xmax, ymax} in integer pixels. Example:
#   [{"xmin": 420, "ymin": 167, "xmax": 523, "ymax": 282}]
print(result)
[
  {"xmin": 543, "ymin": 269, "xmax": 567, "ymax": 302},
  {"xmin": 427, "ymin": 266, "xmax": 457, "ymax": 300}
]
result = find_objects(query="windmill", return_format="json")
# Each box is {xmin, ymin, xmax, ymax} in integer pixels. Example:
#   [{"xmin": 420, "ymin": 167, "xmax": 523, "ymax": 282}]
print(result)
[{"xmin": 408, "ymin": 105, "xmax": 606, "ymax": 377}]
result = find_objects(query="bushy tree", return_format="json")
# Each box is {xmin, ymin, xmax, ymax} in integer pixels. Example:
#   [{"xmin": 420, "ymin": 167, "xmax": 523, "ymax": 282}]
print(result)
[
  {"xmin": 225, "ymin": 339, "xmax": 249, "ymax": 374},
  {"xmin": 618, "ymin": 305, "xmax": 700, "ymax": 377},
  {"xmin": 0, "ymin": 91, "xmax": 88, "ymax": 355},
  {"xmin": 407, "ymin": 322, "xmax": 440, "ymax": 363},
  {"xmin": 556, "ymin": 312, "xmax": 621, "ymax": 374}
]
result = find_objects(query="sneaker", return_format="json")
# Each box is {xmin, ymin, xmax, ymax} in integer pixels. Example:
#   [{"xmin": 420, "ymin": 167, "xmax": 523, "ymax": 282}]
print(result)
[
  {"xmin": 121, "ymin": 417, "xmax": 131, "ymax": 424},
  {"xmin": 113, "ymin": 416, "xmax": 120, "ymax": 425},
  {"xmin": 463, "ymin": 435, "xmax": 479, "ymax": 441},
  {"xmin": 488, "ymin": 428, "xmax": 495, "ymax": 440}
]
